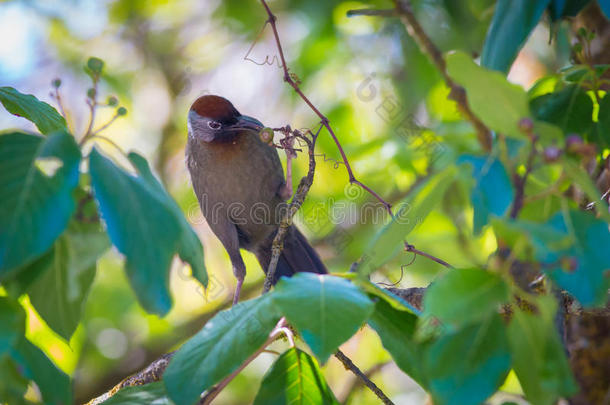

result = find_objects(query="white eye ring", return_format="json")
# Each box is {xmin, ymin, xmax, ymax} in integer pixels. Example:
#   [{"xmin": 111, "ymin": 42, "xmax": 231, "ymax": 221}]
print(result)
[{"xmin": 207, "ymin": 121, "xmax": 221, "ymax": 130}]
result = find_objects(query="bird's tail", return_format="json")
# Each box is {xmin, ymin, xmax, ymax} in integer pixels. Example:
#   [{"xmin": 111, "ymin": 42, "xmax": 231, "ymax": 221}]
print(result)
[{"xmin": 255, "ymin": 226, "xmax": 327, "ymax": 285}]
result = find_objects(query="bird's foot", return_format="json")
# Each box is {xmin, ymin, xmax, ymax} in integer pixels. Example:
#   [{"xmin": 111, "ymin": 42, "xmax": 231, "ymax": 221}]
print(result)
[{"xmin": 232, "ymin": 276, "xmax": 244, "ymax": 306}]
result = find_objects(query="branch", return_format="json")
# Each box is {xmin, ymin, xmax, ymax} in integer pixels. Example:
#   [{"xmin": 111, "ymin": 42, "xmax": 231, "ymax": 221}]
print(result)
[
  {"xmin": 334, "ymin": 349, "xmax": 395, "ymax": 405},
  {"xmin": 263, "ymin": 126, "xmax": 320, "ymax": 293},
  {"xmin": 346, "ymin": 8, "xmax": 396, "ymax": 17},
  {"xmin": 258, "ymin": 0, "xmax": 393, "ymax": 214},
  {"xmin": 339, "ymin": 361, "xmax": 390, "ymax": 404},
  {"xmin": 391, "ymin": 0, "xmax": 493, "ymax": 151}
]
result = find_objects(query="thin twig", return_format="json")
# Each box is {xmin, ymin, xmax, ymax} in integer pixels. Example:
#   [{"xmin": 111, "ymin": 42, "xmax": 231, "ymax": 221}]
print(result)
[
  {"xmin": 83, "ymin": 79, "xmax": 99, "ymax": 141},
  {"xmin": 199, "ymin": 318, "xmax": 290, "ymax": 405},
  {"xmin": 340, "ymin": 361, "xmax": 390, "ymax": 404},
  {"xmin": 347, "ymin": 8, "xmax": 397, "ymax": 17},
  {"xmin": 263, "ymin": 126, "xmax": 321, "ymax": 293},
  {"xmin": 510, "ymin": 134, "xmax": 539, "ymax": 218},
  {"xmin": 405, "ymin": 243, "xmax": 454, "ymax": 269},
  {"xmin": 258, "ymin": 0, "xmax": 393, "ymax": 214},
  {"xmin": 334, "ymin": 350, "xmax": 395, "ymax": 405},
  {"xmin": 391, "ymin": 0, "xmax": 493, "ymax": 151},
  {"xmin": 91, "ymin": 112, "xmax": 121, "ymax": 136}
]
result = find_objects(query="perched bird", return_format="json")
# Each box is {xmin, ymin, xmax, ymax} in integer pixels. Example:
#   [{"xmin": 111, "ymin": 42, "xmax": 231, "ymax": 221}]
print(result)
[{"xmin": 186, "ymin": 95, "xmax": 326, "ymax": 304}]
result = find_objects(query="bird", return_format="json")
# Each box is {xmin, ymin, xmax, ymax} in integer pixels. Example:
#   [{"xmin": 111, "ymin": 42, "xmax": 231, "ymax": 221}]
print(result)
[{"xmin": 186, "ymin": 95, "xmax": 327, "ymax": 304}]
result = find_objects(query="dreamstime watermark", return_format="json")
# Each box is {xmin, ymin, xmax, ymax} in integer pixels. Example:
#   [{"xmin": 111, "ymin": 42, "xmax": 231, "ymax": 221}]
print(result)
[{"xmin": 356, "ymin": 72, "xmax": 445, "ymax": 163}]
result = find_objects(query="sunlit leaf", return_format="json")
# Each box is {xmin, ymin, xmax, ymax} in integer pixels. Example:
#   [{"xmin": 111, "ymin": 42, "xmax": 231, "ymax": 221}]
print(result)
[
  {"xmin": 272, "ymin": 274, "xmax": 374, "ymax": 364},
  {"xmin": 0, "ymin": 87, "xmax": 67, "ymax": 134},
  {"xmin": 27, "ymin": 220, "xmax": 110, "ymax": 340},
  {"xmin": 163, "ymin": 295, "xmax": 281, "ymax": 405},
  {"xmin": 253, "ymin": 348, "xmax": 339, "ymax": 405},
  {"xmin": 447, "ymin": 51, "xmax": 531, "ymax": 137},
  {"xmin": 0, "ymin": 132, "xmax": 80, "ymax": 275}
]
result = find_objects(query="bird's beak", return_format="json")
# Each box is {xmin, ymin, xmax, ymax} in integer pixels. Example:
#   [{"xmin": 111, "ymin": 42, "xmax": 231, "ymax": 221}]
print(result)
[{"xmin": 228, "ymin": 115, "xmax": 264, "ymax": 133}]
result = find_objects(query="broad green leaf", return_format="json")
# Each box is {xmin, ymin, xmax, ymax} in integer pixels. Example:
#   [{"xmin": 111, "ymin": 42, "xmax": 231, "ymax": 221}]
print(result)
[
  {"xmin": 127, "ymin": 152, "xmax": 207, "ymax": 287},
  {"xmin": 27, "ymin": 220, "xmax": 110, "ymax": 340},
  {"xmin": 272, "ymin": 274, "xmax": 374, "ymax": 363},
  {"xmin": 0, "ymin": 297, "xmax": 25, "ymax": 354},
  {"xmin": 0, "ymin": 87, "xmax": 67, "ymax": 134},
  {"xmin": 424, "ymin": 314, "xmax": 511, "ymax": 405},
  {"xmin": 102, "ymin": 382, "xmax": 172, "ymax": 405},
  {"xmin": 253, "ymin": 348, "xmax": 339, "ymax": 405},
  {"xmin": 447, "ymin": 51, "xmax": 530, "ymax": 137},
  {"xmin": 163, "ymin": 294, "xmax": 281, "ymax": 405},
  {"xmin": 481, "ymin": 0, "xmax": 550, "ymax": 72},
  {"xmin": 368, "ymin": 298, "xmax": 425, "ymax": 386},
  {"xmin": 423, "ymin": 269, "xmax": 509, "ymax": 329},
  {"xmin": 458, "ymin": 155, "xmax": 514, "ymax": 234},
  {"xmin": 357, "ymin": 166, "xmax": 457, "ymax": 276},
  {"xmin": 89, "ymin": 148, "xmax": 206, "ymax": 315},
  {"xmin": 10, "ymin": 338, "xmax": 72, "ymax": 405},
  {"xmin": 531, "ymin": 84, "xmax": 594, "ymax": 135},
  {"xmin": 0, "ymin": 132, "xmax": 80, "ymax": 275},
  {"xmin": 508, "ymin": 296, "xmax": 576, "ymax": 405}
]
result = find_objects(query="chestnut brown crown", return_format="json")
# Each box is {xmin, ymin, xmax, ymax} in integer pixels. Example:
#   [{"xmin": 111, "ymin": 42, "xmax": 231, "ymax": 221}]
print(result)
[{"xmin": 190, "ymin": 95, "xmax": 240, "ymax": 123}]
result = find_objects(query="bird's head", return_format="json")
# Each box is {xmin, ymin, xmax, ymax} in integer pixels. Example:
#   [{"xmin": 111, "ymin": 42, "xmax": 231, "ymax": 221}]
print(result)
[{"xmin": 187, "ymin": 95, "xmax": 263, "ymax": 142}]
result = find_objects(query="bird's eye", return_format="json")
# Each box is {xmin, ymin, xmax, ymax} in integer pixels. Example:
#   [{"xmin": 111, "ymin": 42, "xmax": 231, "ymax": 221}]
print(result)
[{"xmin": 207, "ymin": 121, "xmax": 222, "ymax": 130}]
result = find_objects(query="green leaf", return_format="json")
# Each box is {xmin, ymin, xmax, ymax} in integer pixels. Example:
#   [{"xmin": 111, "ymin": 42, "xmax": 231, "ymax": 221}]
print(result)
[
  {"xmin": 272, "ymin": 273, "xmax": 374, "ymax": 364},
  {"xmin": 367, "ymin": 298, "xmax": 425, "ymax": 386},
  {"xmin": 27, "ymin": 220, "xmax": 110, "ymax": 340},
  {"xmin": 10, "ymin": 338, "xmax": 72, "ymax": 405},
  {"xmin": 424, "ymin": 314, "xmax": 511, "ymax": 405},
  {"xmin": 253, "ymin": 348, "xmax": 339, "ymax": 405},
  {"xmin": 481, "ymin": 0, "xmax": 550, "ymax": 72},
  {"xmin": 549, "ymin": 0, "xmax": 593, "ymax": 19},
  {"xmin": 102, "ymin": 382, "xmax": 172, "ymax": 405},
  {"xmin": 0, "ymin": 87, "xmax": 67, "ymax": 134},
  {"xmin": 357, "ymin": 166, "xmax": 457, "ymax": 276},
  {"xmin": 508, "ymin": 296, "xmax": 576, "ymax": 405},
  {"xmin": 89, "ymin": 148, "xmax": 206, "ymax": 315},
  {"xmin": 531, "ymin": 84, "xmax": 594, "ymax": 135},
  {"xmin": 458, "ymin": 155, "xmax": 514, "ymax": 234},
  {"xmin": 447, "ymin": 51, "xmax": 531, "ymax": 137},
  {"xmin": 0, "ymin": 297, "xmax": 25, "ymax": 354},
  {"xmin": 163, "ymin": 294, "xmax": 281, "ymax": 405},
  {"xmin": 127, "ymin": 152, "xmax": 207, "ymax": 287},
  {"xmin": 0, "ymin": 132, "xmax": 81, "ymax": 275},
  {"xmin": 423, "ymin": 269, "xmax": 510, "ymax": 329}
]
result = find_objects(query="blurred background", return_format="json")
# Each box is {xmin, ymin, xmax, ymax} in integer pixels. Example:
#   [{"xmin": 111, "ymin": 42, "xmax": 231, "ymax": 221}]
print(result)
[{"xmin": 0, "ymin": 0, "xmax": 577, "ymax": 403}]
